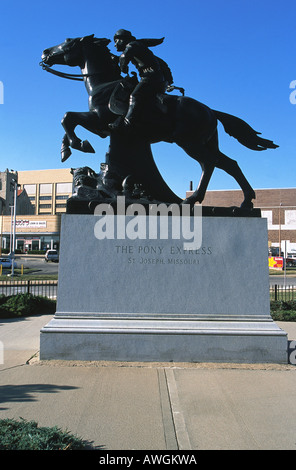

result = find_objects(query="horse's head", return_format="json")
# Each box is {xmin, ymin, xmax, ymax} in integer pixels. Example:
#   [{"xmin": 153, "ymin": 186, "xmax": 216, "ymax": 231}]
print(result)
[{"xmin": 41, "ymin": 35, "xmax": 111, "ymax": 67}]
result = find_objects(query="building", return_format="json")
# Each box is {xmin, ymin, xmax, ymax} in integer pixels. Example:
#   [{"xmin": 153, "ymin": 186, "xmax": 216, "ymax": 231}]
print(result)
[
  {"xmin": 0, "ymin": 169, "xmax": 33, "ymax": 216},
  {"xmin": 186, "ymin": 187, "xmax": 296, "ymax": 254},
  {"xmin": 0, "ymin": 169, "xmax": 73, "ymax": 253},
  {"xmin": 18, "ymin": 168, "xmax": 73, "ymax": 215},
  {"xmin": 0, "ymin": 169, "xmax": 17, "ymax": 215}
]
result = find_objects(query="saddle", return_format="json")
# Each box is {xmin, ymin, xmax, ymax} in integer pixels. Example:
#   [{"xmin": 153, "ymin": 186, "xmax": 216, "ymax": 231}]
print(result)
[{"xmin": 108, "ymin": 75, "xmax": 168, "ymax": 117}]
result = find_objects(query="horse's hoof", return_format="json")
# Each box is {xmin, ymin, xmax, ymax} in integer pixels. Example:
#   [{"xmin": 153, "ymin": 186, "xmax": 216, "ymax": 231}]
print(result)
[
  {"xmin": 240, "ymin": 200, "xmax": 254, "ymax": 209},
  {"xmin": 122, "ymin": 175, "xmax": 136, "ymax": 191},
  {"xmin": 61, "ymin": 147, "xmax": 72, "ymax": 162},
  {"xmin": 181, "ymin": 199, "xmax": 197, "ymax": 214},
  {"xmin": 81, "ymin": 140, "xmax": 95, "ymax": 153}
]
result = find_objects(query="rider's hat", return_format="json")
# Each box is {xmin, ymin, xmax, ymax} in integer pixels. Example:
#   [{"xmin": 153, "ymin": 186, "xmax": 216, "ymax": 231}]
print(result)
[{"xmin": 114, "ymin": 29, "xmax": 136, "ymax": 42}]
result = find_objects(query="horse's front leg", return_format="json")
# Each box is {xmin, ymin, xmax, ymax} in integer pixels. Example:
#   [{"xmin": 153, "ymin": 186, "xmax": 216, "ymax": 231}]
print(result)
[
  {"xmin": 61, "ymin": 111, "xmax": 99, "ymax": 159},
  {"xmin": 61, "ymin": 133, "xmax": 91, "ymax": 162},
  {"xmin": 61, "ymin": 134, "xmax": 72, "ymax": 162}
]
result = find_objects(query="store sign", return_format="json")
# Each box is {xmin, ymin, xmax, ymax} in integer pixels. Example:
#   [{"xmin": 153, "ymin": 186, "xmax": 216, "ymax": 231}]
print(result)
[
  {"xmin": 268, "ymin": 256, "xmax": 283, "ymax": 269},
  {"xmin": 15, "ymin": 220, "xmax": 47, "ymax": 228}
]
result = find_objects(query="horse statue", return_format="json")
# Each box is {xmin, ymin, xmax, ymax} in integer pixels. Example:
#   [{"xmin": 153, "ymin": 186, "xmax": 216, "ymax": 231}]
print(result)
[{"xmin": 41, "ymin": 34, "xmax": 278, "ymax": 211}]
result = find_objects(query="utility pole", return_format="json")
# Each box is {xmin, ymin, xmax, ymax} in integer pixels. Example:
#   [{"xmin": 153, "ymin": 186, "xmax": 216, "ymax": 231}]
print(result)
[{"xmin": 10, "ymin": 173, "xmax": 19, "ymax": 277}]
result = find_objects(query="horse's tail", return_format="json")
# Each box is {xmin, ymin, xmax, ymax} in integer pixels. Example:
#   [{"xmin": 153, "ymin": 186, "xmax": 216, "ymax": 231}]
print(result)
[{"xmin": 213, "ymin": 110, "xmax": 279, "ymax": 151}]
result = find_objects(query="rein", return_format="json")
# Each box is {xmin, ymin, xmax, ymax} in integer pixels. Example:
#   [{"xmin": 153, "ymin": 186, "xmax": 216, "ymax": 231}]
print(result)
[{"xmin": 40, "ymin": 61, "xmax": 95, "ymax": 81}]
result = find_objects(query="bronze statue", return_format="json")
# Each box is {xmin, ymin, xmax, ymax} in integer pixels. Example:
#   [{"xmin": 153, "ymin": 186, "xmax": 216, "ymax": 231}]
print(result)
[{"xmin": 41, "ymin": 34, "xmax": 278, "ymax": 212}]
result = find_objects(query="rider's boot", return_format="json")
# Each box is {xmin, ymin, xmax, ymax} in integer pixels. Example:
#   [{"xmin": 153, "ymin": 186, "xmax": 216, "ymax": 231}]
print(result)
[
  {"xmin": 123, "ymin": 97, "xmax": 140, "ymax": 128},
  {"xmin": 108, "ymin": 115, "xmax": 125, "ymax": 131},
  {"xmin": 108, "ymin": 97, "xmax": 141, "ymax": 132}
]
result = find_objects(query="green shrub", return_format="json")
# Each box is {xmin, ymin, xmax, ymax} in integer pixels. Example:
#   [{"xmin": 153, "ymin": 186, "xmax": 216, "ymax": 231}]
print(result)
[
  {"xmin": 0, "ymin": 418, "xmax": 92, "ymax": 450},
  {"xmin": 0, "ymin": 294, "xmax": 8, "ymax": 306},
  {"xmin": 271, "ymin": 310, "xmax": 296, "ymax": 321},
  {"xmin": 0, "ymin": 294, "xmax": 56, "ymax": 318},
  {"xmin": 270, "ymin": 300, "xmax": 296, "ymax": 321},
  {"xmin": 1, "ymin": 249, "xmax": 22, "ymax": 254}
]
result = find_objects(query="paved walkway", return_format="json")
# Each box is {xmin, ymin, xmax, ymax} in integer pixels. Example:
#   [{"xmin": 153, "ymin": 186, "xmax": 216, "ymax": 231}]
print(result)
[{"xmin": 0, "ymin": 314, "xmax": 296, "ymax": 450}]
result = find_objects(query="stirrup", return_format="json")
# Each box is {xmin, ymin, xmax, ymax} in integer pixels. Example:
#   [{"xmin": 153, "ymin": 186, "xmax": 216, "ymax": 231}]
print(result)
[
  {"xmin": 123, "ymin": 115, "xmax": 139, "ymax": 128},
  {"xmin": 124, "ymin": 117, "xmax": 132, "ymax": 126}
]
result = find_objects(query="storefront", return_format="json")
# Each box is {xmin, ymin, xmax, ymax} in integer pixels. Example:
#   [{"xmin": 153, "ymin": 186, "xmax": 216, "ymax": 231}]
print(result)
[
  {"xmin": 14, "ymin": 235, "xmax": 60, "ymax": 252},
  {"xmin": 0, "ymin": 215, "xmax": 62, "ymax": 253}
]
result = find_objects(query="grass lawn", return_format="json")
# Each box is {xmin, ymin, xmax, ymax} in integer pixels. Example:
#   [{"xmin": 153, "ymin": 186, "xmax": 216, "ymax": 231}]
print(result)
[
  {"xmin": 0, "ymin": 268, "xmax": 58, "ymax": 281},
  {"xmin": 269, "ymin": 267, "xmax": 296, "ymax": 275}
]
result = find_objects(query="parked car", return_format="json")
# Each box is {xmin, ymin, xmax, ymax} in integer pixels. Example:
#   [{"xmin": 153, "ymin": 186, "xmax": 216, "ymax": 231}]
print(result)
[
  {"xmin": 285, "ymin": 257, "xmax": 296, "ymax": 267},
  {"xmin": 45, "ymin": 249, "xmax": 59, "ymax": 262},
  {"xmin": 0, "ymin": 257, "xmax": 17, "ymax": 269}
]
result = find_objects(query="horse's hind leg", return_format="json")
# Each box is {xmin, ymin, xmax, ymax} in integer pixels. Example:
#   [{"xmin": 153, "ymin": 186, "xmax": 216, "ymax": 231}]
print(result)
[
  {"xmin": 178, "ymin": 137, "xmax": 216, "ymax": 205},
  {"xmin": 183, "ymin": 161, "xmax": 215, "ymax": 205},
  {"xmin": 216, "ymin": 151, "xmax": 256, "ymax": 208}
]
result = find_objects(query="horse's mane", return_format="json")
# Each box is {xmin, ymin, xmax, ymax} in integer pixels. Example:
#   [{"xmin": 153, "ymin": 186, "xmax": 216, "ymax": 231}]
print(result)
[
  {"xmin": 89, "ymin": 36, "xmax": 120, "ymax": 73},
  {"xmin": 89, "ymin": 36, "xmax": 112, "ymax": 57}
]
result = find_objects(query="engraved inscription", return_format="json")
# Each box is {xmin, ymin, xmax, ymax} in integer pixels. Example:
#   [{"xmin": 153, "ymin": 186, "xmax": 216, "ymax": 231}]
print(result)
[{"xmin": 115, "ymin": 244, "xmax": 212, "ymax": 265}]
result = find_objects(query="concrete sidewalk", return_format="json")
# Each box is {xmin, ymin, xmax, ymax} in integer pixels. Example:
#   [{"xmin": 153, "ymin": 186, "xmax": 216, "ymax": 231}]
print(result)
[{"xmin": 0, "ymin": 314, "xmax": 296, "ymax": 450}]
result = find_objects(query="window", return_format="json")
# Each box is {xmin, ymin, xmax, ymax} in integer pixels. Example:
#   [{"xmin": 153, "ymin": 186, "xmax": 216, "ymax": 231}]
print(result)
[
  {"xmin": 24, "ymin": 184, "xmax": 36, "ymax": 196},
  {"xmin": 40, "ymin": 183, "xmax": 52, "ymax": 195},
  {"xmin": 39, "ymin": 196, "xmax": 52, "ymax": 201},
  {"xmin": 56, "ymin": 182, "xmax": 72, "ymax": 194}
]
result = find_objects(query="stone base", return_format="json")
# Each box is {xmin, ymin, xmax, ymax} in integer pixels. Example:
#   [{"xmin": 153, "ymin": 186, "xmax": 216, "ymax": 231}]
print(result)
[
  {"xmin": 40, "ymin": 317, "xmax": 287, "ymax": 363},
  {"xmin": 40, "ymin": 214, "xmax": 288, "ymax": 363}
]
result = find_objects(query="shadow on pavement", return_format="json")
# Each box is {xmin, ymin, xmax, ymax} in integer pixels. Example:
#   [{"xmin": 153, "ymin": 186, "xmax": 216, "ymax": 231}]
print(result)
[{"xmin": 0, "ymin": 384, "xmax": 79, "ymax": 410}]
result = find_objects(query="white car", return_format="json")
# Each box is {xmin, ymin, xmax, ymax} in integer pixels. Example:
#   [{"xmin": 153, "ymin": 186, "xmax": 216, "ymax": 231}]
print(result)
[
  {"xmin": 45, "ymin": 249, "xmax": 59, "ymax": 262},
  {"xmin": 0, "ymin": 257, "xmax": 17, "ymax": 269}
]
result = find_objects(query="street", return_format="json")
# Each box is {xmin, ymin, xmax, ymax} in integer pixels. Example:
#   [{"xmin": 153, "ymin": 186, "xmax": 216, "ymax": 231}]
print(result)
[
  {"xmin": 15, "ymin": 255, "xmax": 59, "ymax": 276},
  {"xmin": 269, "ymin": 274, "xmax": 296, "ymax": 286}
]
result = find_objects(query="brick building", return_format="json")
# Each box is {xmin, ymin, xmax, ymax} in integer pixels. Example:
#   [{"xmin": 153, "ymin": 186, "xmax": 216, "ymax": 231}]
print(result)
[{"xmin": 186, "ymin": 187, "xmax": 296, "ymax": 254}]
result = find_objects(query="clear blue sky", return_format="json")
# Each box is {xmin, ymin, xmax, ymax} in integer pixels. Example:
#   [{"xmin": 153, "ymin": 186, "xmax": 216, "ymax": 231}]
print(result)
[{"xmin": 0, "ymin": 0, "xmax": 294, "ymax": 199}]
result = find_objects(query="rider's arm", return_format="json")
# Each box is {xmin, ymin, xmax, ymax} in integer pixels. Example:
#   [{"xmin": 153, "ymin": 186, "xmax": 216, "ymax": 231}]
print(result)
[{"xmin": 119, "ymin": 42, "xmax": 136, "ymax": 74}]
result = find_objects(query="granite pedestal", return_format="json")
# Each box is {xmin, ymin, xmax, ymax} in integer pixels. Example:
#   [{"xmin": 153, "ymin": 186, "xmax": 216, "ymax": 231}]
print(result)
[{"xmin": 40, "ymin": 214, "xmax": 287, "ymax": 363}]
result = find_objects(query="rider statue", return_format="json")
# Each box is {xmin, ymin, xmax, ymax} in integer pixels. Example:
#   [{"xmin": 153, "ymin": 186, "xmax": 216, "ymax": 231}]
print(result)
[{"xmin": 109, "ymin": 29, "xmax": 173, "ymax": 131}]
